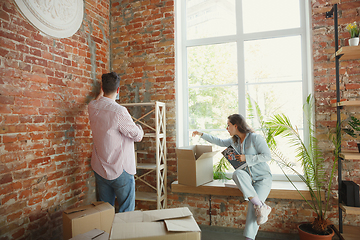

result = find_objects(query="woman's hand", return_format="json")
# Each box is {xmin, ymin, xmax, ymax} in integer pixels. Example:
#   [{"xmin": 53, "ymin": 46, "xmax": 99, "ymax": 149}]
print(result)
[
  {"xmin": 192, "ymin": 131, "xmax": 203, "ymax": 137},
  {"xmin": 235, "ymin": 154, "xmax": 246, "ymax": 162}
]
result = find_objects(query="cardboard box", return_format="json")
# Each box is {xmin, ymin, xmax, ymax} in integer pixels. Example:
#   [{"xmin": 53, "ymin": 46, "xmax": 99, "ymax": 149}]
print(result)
[
  {"xmin": 69, "ymin": 229, "xmax": 109, "ymax": 240},
  {"xmin": 176, "ymin": 145, "xmax": 217, "ymax": 186},
  {"xmin": 63, "ymin": 201, "xmax": 115, "ymax": 240},
  {"xmin": 110, "ymin": 207, "xmax": 201, "ymax": 240}
]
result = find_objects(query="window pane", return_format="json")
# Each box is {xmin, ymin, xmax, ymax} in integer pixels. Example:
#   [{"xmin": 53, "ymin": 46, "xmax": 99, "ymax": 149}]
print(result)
[
  {"xmin": 189, "ymin": 86, "xmax": 238, "ymax": 130},
  {"xmin": 246, "ymin": 82, "xmax": 303, "ymax": 127},
  {"xmin": 187, "ymin": 0, "xmax": 236, "ymax": 39},
  {"xmin": 242, "ymin": 0, "xmax": 300, "ymax": 33},
  {"xmin": 246, "ymin": 82, "xmax": 304, "ymax": 175},
  {"xmin": 244, "ymin": 36, "xmax": 302, "ymax": 84},
  {"xmin": 244, "ymin": 35, "xmax": 304, "ymax": 176},
  {"xmin": 188, "ymin": 43, "xmax": 237, "ymax": 86},
  {"xmin": 268, "ymin": 129, "xmax": 304, "ymax": 175}
]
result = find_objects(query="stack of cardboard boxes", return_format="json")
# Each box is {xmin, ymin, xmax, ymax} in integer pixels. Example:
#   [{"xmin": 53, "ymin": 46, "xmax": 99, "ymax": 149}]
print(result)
[{"xmin": 63, "ymin": 202, "xmax": 201, "ymax": 240}]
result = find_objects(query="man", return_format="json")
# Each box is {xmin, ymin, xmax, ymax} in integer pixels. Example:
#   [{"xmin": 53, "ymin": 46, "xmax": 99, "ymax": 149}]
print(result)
[{"xmin": 88, "ymin": 72, "xmax": 143, "ymax": 212}]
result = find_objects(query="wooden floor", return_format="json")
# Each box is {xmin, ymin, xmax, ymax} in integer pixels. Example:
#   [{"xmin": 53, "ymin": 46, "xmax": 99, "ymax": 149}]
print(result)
[
  {"xmin": 200, "ymin": 225, "xmax": 301, "ymax": 240},
  {"xmin": 334, "ymin": 225, "xmax": 360, "ymax": 240},
  {"xmin": 201, "ymin": 224, "xmax": 345, "ymax": 240}
]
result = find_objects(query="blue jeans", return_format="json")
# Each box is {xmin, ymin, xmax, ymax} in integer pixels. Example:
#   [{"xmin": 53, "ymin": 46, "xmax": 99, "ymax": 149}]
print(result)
[{"xmin": 94, "ymin": 170, "xmax": 135, "ymax": 212}]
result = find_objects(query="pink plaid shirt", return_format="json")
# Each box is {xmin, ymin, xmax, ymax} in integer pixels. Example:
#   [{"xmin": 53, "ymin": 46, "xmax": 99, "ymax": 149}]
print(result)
[{"xmin": 88, "ymin": 96, "xmax": 143, "ymax": 180}]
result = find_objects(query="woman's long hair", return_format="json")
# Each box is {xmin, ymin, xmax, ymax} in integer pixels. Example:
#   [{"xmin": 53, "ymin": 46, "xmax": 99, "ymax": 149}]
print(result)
[{"xmin": 228, "ymin": 114, "xmax": 254, "ymax": 143}]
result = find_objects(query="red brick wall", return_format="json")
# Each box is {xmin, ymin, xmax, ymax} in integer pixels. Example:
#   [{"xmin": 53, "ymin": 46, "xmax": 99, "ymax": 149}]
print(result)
[
  {"xmin": 110, "ymin": 0, "xmax": 176, "ymax": 210},
  {"xmin": 313, "ymin": 0, "xmax": 360, "ymax": 229},
  {"xmin": 0, "ymin": 0, "xmax": 109, "ymax": 239}
]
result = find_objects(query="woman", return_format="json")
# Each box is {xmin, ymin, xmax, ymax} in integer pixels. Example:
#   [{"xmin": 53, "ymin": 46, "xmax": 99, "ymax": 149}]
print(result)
[{"xmin": 192, "ymin": 114, "xmax": 272, "ymax": 240}]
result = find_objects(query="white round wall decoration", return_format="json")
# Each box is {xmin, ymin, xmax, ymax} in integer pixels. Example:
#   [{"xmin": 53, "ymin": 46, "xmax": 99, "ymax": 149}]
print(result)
[{"xmin": 14, "ymin": 0, "xmax": 84, "ymax": 39}]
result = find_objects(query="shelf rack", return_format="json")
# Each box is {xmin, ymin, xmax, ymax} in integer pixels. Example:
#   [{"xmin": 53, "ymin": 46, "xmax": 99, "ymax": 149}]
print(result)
[
  {"xmin": 121, "ymin": 101, "xmax": 167, "ymax": 209},
  {"xmin": 327, "ymin": 4, "xmax": 360, "ymax": 240}
]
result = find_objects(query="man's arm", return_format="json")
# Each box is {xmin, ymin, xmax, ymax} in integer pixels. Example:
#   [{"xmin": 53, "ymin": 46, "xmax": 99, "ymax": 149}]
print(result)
[{"xmin": 117, "ymin": 109, "xmax": 144, "ymax": 142}]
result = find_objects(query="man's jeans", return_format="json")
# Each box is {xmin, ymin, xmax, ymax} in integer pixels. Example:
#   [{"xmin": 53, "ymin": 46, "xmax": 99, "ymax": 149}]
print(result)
[{"xmin": 94, "ymin": 170, "xmax": 135, "ymax": 212}]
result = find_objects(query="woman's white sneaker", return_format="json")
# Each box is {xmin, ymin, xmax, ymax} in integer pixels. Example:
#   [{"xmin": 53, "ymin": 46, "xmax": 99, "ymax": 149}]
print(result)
[{"xmin": 254, "ymin": 204, "xmax": 271, "ymax": 225}]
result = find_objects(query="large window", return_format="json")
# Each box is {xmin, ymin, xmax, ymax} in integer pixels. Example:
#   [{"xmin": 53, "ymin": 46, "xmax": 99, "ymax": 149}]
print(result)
[{"xmin": 176, "ymin": 0, "xmax": 312, "ymax": 178}]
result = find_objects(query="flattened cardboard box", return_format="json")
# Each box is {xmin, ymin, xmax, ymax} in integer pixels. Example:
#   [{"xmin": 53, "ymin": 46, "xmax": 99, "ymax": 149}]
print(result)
[
  {"xmin": 63, "ymin": 201, "xmax": 115, "ymax": 240},
  {"xmin": 110, "ymin": 207, "xmax": 201, "ymax": 240},
  {"xmin": 176, "ymin": 145, "xmax": 217, "ymax": 187},
  {"xmin": 69, "ymin": 229, "xmax": 109, "ymax": 240}
]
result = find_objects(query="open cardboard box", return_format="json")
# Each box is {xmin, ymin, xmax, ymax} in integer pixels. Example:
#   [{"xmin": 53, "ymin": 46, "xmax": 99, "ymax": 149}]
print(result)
[
  {"xmin": 63, "ymin": 201, "xmax": 115, "ymax": 240},
  {"xmin": 110, "ymin": 207, "xmax": 201, "ymax": 240},
  {"xmin": 176, "ymin": 145, "xmax": 217, "ymax": 187}
]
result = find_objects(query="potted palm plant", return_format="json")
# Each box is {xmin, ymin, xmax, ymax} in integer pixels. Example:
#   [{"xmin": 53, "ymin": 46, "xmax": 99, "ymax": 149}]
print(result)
[
  {"xmin": 342, "ymin": 115, "xmax": 360, "ymax": 152},
  {"xmin": 265, "ymin": 95, "xmax": 338, "ymax": 239}
]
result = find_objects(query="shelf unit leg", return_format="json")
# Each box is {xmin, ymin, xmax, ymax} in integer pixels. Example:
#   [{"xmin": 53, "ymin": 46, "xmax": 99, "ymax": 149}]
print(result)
[{"xmin": 326, "ymin": 3, "xmax": 345, "ymax": 236}]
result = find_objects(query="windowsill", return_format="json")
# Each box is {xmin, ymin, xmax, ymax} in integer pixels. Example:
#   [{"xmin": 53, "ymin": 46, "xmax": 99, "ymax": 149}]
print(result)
[{"xmin": 171, "ymin": 179, "xmax": 323, "ymax": 201}]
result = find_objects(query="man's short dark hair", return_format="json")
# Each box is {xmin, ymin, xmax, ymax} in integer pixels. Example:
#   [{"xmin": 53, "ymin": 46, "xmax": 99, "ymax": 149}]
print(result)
[{"xmin": 102, "ymin": 72, "xmax": 120, "ymax": 95}]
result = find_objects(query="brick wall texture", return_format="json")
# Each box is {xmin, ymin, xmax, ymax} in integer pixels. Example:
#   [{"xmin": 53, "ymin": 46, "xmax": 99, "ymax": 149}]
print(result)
[
  {"xmin": 110, "ymin": 0, "xmax": 177, "ymax": 206},
  {"xmin": 0, "ymin": 0, "xmax": 360, "ymax": 239},
  {"xmin": 0, "ymin": 0, "xmax": 110, "ymax": 239}
]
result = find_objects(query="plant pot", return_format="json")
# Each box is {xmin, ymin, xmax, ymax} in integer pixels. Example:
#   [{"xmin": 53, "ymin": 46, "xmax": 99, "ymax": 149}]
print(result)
[
  {"xmin": 297, "ymin": 223, "xmax": 334, "ymax": 240},
  {"xmin": 349, "ymin": 37, "xmax": 359, "ymax": 46}
]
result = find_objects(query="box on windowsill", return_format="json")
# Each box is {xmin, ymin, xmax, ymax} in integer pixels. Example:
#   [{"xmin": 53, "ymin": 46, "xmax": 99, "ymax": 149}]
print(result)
[
  {"xmin": 110, "ymin": 207, "xmax": 201, "ymax": 240},
  {"xmin": 62, "ymin": 201, "xmax": 115, "ymax": 240},
  {"xmin": 176, "ymin": 145, "xmax": 218, "ymax": 187}
]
